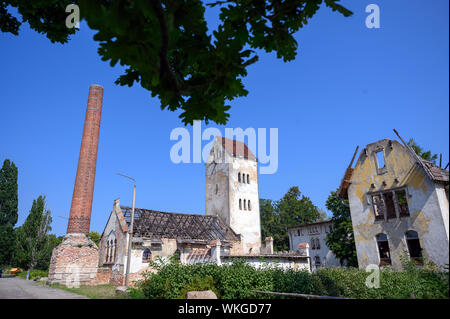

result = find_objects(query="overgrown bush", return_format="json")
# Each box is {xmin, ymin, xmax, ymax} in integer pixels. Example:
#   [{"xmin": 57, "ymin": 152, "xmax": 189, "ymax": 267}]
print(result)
[
  {"xmin": 17, "ymin": 269, "xmax": 48, "ymax": 280},
  {"xmin": 132, "ymin": 259, "xmax": 448, "ymax": 299}
]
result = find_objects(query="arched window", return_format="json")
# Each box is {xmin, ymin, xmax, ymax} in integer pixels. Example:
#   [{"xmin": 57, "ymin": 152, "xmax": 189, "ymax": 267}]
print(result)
[
  {"xmin": 105, "ymin": 241, "xmax": 110, "ymax": 263},
  {"xmin": 244, "ymin": 199, "xmax": 247, "ymax": 210},
  {"xmin": 238, "ymin": 173, "xmax": 241, "ymax": 183},
  {"xmin": 405, "ymin": 231, "xmax": 422, "ymax": 262},
  {"xmin": 239, "ymin": 199, "xmax": 242, "ymax": 210},
  {"xmin": 142, "ymin": 248, "xmax": 151, "ymax": 263},
  {"xmin": 376, "ymin": 233, "xmax": 391, "ymax": 266},
  {"xmin": 248, "ymin": 200, "xmax": 251, "ymax": 211},
  {"xmin": 113, "ymin": 239, "xmax": 117, "ymax": 263},
  {"xmin": 311, "ymin": 238, "xmax": 316, "ymax": 250},
  {"xmin": 108, "ymin": 240, "xmax": 113, "ymax": 262},
  {"xmin": 247, "ymin": 174, "xmax": 250, "ymax": 184}
]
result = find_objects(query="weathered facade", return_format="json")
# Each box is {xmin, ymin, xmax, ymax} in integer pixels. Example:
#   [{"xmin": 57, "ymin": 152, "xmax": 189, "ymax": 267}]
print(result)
[
  {"xmin": 206, "ymin": 137, "xmax": 261, "ymax": 254},
  {"xmin": 338, "ymin": 138, "xmax": 449, "ymax": 270},
  {"xmin": 288, "ymin": 221, "xmax": 341, "ymax": 271}
]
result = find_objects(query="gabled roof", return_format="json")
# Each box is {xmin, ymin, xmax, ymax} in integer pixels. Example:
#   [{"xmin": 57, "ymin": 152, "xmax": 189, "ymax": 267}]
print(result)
[
  {"xmin": 421, "ymin": 160, "xmax": 449, "ymax": 184},
  {"xmin": 221, "ymin": 137, "xmax": 257, "ymax": 161},
  {"xmin": 120, "ymin": 206, "xmax": 240, "ymax": 243}
]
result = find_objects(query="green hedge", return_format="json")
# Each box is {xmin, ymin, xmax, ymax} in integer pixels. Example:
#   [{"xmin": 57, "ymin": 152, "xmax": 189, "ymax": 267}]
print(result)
[
  {"xmin": 130, "ymin": 259, "xmax": 448, "ymax": 299},
  {"xmin": 17, "ymin": 269, "xmax": 48, "ymax": 280}
]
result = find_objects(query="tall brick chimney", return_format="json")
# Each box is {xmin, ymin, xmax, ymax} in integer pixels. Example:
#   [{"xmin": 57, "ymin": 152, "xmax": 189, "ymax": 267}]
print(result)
[
  {"xmin": 49, "ymin": 84, "xmax": 103, "ymax": 287},
  {"xmin": 67, "ymin": 84, "xmax": 103, "ymax": 234}
]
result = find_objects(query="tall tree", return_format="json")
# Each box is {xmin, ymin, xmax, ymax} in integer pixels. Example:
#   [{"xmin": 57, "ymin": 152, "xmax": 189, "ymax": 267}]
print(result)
[
  {"xmin": 407, "ymin": 138, "xmax": 438, "ymax": 164},
  {"xmin": 0, "ymin": 159, "xmax": 18, "ymax": 266},
  {"xmin": 324, "ymin": 190, "xmax": 357, "ymax": 267},
  {"xmin": 260, "ymin": 186, "xmax": 322, "ymax": 251},
  {"xmin": 87, "ymin": 231, "xmax": 101, "ymax": 246},
  {"xmin": 1, "ymin": 0, "xmax": 352, "ymax": 124},
  {"xmin": 14, "ymin": 196, "xmax": 53, "ymax": 270}
]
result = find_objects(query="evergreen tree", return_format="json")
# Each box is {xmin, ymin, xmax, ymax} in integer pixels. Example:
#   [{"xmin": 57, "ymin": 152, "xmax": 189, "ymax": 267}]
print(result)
[
  {"xmin": 325, "ymin": 190, "xmax": 357, "ymax": 267},
  {"xmin": 0, "ymin": 159, "xmax": 18, "ymax": 266},
  {"xmin": 14, "ymin": 196, "xmax": 53, "ymax": 270}
]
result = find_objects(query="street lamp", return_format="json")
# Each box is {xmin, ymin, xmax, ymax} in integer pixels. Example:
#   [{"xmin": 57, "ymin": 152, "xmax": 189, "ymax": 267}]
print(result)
[{"xmin": 116, "ymin": 173, "xmax": 136, "ymax": 287}]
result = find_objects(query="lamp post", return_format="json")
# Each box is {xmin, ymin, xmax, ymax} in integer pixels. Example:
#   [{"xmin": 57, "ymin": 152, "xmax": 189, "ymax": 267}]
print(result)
[{"xmin": 116, "ymin": 173, "xmax": 136, "ymax": 287}]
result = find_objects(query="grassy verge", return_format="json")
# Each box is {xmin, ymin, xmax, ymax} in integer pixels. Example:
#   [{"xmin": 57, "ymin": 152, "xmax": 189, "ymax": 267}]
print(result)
[{"xmin": 40, "ymin": 282, "xmax": 125, "ymax": 299}]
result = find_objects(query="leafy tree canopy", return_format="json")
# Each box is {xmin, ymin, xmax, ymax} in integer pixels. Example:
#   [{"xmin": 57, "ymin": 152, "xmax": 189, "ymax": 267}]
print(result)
[
  {"xmin": 87, "ymin": 231, "xmax": 101, "ymax": 246},
  {"xmin": 0, "ymin": 159, "xmax": 18, "ymax": 266},
  {"xmin": 407, "ymin": 138, "xmax": 439, "ymax": 164},
  {"xmin": 260, "ymin": 186, "xmax": 323, "ymax": 251},
  {"xmin": 1, "ymin": 0, "xmax": 352, "ymax": 124},
  {"xmin": 324, "ymin": 190, "xmax": 357, "ymax": 267},
  {"xmin": 13, "ymin": 195, "xmax": 54, "ymax": 270}
]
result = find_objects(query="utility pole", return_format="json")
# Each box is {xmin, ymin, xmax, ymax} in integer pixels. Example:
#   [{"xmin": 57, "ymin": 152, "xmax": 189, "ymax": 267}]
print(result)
[{"xmin": 116, "ymin": 173, "xmax": 136, "ymax": 287}]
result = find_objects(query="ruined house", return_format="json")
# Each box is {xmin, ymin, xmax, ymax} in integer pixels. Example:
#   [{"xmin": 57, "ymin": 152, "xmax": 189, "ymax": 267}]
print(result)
[
  {"xmin": 288, "ymin": 220, "xmax": 341, "ymax": 271},
  {"xmin": 338, "ymin": 138, "xmax": 449, "ymax": 270},
  {"xmin": 98, "ymin": 137, "xmax": 309, "ymax": 285}
]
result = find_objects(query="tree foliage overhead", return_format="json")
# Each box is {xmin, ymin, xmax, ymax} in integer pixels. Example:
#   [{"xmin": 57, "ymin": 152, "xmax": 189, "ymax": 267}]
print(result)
[
  {"xmin": 0, "ymin": 159, "xmax": 18, "ymax": 266},
  {"xmin": 324, "ymin": 190, "xmax": 357, "ymax": 267},
  {"xmin": 407, "ymin": 138, "xmax": 439, "ymax": 164},
  {"xmin": 1, "ymin": 0, "xmax": 352, "ymax": 125},
  {"xmin": 260, "ymin": 186, "xmax": 324, "ymax": 251}
]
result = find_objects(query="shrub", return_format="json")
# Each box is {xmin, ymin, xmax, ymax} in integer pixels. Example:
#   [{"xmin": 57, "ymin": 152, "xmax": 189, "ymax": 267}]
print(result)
[
  {"xmin": 131, "ymin": 259, "xmax": 449, "ymax": 299},
  {"xmin": 17, "ymin": 269, "xmax": 48, "ymax": 280}
]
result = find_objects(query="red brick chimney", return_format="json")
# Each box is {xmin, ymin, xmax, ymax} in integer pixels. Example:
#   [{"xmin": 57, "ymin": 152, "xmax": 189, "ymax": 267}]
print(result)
[{"xmin": 67, "ymin": 84, "xmax": 103, "ymax": 234}]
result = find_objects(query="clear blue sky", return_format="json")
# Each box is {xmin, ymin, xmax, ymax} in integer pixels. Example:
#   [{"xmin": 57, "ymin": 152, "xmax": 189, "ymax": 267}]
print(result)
[{"xmin": 0, "ymin": 0, "xmax": 448, "ymax": 236}]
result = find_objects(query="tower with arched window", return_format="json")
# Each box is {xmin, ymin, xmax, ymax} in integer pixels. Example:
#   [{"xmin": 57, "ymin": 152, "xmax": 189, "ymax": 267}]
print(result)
[{"xmin": 206, "ymin": 136, "xmax": 261, "ymax": 254}]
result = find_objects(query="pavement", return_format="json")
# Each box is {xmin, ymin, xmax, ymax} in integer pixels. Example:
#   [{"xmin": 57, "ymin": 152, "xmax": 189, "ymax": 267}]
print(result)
[{"xmin": 0, "ymin": 276, "xmax": 88, "ymax": 299}]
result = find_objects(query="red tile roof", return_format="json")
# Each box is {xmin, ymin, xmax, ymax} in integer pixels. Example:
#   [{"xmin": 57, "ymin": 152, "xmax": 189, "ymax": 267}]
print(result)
[{"xmin": 221, "ymin": 137, "xmax": 257, "ymax": 161}]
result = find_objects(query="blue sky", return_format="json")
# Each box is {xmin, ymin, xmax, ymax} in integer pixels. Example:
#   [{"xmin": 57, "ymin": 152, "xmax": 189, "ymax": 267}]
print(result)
[{"xmin": 0, "ymin": 0, "xmax": 448, "ymax": 236}]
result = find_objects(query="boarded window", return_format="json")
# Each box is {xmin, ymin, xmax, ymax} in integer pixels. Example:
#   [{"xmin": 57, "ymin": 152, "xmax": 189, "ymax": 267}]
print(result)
[
  {"xmin": 396, "ymin": 189, "xmax": 410, "ymax": 217},
  {"xmin": 383, "ymin": 192, "xmax": 396, "ymax": 219},
  {"xmin": 372, "ymin": 195, "xmax": 385, "ymax": 220},
  {"xmin": 376, "ymin": 233, "xmax": 391, "ymax": 266},
  {"xmin": 406, "ymin": 231, "xmax": 422, "ymax": 262}
]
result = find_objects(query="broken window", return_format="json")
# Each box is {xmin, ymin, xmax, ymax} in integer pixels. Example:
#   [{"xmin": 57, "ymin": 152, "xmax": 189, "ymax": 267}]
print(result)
[
  {"xmin": 405, "ymin": 231, "xmax": 422, "ymax": 263},
  {"xmin": 314, "ymin": 255, "xmax": 321, "ymax": 268},
  {"xmin": 142, "ymin": 248, "xmax": 151, "ymax": 263},
  {"xmin": 383, "ymin": 192, "xmax": 396, "ymax": 219},
  {"xmin": 395, "ymin": 189, "xmax": 410, "ymax": 217},
  {"xmin": 376, "ymin": 150, "xmax": 385, "ymax": 169},
  {"xmin": 372, "ymin": 195, "xmax": 385, "ymax": 220},
  {"xmin": 376, "ymin": 233, "xmax": 391, "ymax": 266}
]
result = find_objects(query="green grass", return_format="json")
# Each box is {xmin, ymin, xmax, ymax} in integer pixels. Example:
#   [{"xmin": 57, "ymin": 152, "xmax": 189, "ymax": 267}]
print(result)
[{"xmin": 44, "ymin": 283, "xmax": 125, "ymax": 299}]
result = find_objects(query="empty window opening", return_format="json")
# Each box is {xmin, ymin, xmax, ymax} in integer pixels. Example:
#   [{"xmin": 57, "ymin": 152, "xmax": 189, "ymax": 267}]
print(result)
[
  {"xmin": 395, "ymin": 190, "xmax": 410, "ymax": 217},
  {"xmin": 314, "ymin": 256, "xmax": 321, "ymax": 268},
  {"xmin": 311, "ymin": 238, "xmax": 316, "ymax": 250},
  {"xmin": 243, "ymin": 199, "xmax": 247, "ymax": 210},
  {"xmin": 248, "ymin": 200, "xmax": 251, "ymax": 211},
  {"xmin": 376, "ymin": 233, "xmax": 391, "ymax": 266},
  {"xmin": 376, "ymin": 150, "xmax": 385, "ymax": 169},
  {"xmin": 383, "ymin": 192, "xmax": 396, "ymax": 219},
  {"xmin": 405, "ymin": 231, "xmax": 422, "ymax": 262},
  {"xmin": 238, "ymin": 173, "xmax": 241, "ymax": 183},
  {"xmin": 142, "ymin": 248, "xmax": 151, "ymax": 263},
  {"xmin": 239, "ymin": 199, "xmax": 242, "ymax": 210},
  {"xmin": 215, "ymin": 184, "xmax": 218, "ymax": 195},
  {"xmin": 247, "ymin": 174, "xmax": 250, "ymax": 184},
  {"xmin": 316, "ymin": 238, "xmax": 320, "ymax": 250}
]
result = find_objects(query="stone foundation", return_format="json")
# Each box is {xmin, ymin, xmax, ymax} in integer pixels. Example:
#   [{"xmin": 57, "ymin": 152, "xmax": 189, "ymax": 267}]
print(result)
[{"xmin": 48, "ymin": 233, "xmax": 99, "ymax": 287}]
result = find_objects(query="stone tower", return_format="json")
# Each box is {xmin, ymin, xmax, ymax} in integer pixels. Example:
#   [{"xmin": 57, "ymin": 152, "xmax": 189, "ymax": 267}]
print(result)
[
  {"xmin": 206, "ymin": 137, "xmax": 261, "ymax": 254},
  {"xmin": 48, "ymin": 84, "xmax": 103, "ymax": 286}
]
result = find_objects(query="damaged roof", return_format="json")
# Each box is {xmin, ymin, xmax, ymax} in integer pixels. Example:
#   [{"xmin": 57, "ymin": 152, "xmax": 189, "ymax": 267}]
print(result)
[
  {"xmin": 221, "ymin": 137, "xmax": 257, "ymax": 161},
  {"xmin": 120, "ymin": 206, "xmax": 240, "ymax": 243}
]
